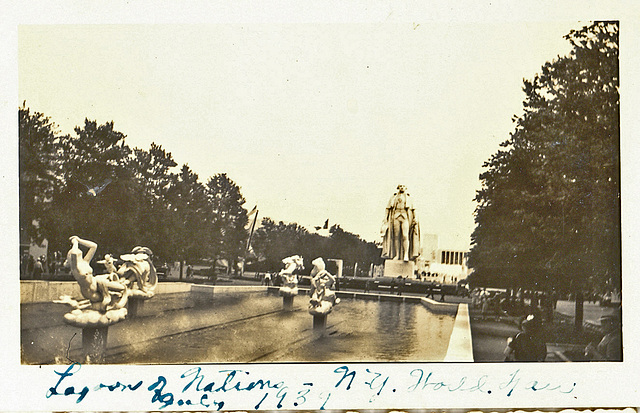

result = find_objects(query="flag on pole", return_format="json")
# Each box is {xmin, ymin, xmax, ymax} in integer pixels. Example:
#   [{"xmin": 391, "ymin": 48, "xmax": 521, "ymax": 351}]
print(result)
[
  {"xmin": 245, "ymin": 205, "xmax": 258, "ymax": 230},
  {"xmin": 315, "ymin": 219, "xmax": 329, "ymax": 231},
  {"xmin": 246, "ymin": 206, "xmax": 259, "ymax": 252}
]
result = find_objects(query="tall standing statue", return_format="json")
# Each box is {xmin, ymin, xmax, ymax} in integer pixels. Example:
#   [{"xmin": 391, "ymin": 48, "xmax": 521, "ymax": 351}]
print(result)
[{"xmin": 381, "ymin": 184, "xmax": 421, "ymax": 261}]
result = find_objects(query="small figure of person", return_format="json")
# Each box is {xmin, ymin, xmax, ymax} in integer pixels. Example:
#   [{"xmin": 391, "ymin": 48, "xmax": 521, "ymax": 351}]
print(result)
[
  {"xmin": 364, "ymin": 279, "xmax": 372, "ymax": 293},
  {"xmin": 186, "ymin": 264, "xmax": 193, "ymax": 278},
  {"xmin": 263, "ymin": 272, "xmax": 272, "ymax": 286},
  {"xmin": 20, "ymin": 252, "xmax": 28, "ymax": 278},
  {"xmin": 32, "ymin": 257, "xmax": 44, "ymax": 280},
  {"xmin": 26, "ymin": 255, "xmax": 35, "ymax": 278},
  {"xmin": 480, "ymin": 289, "xmax": 490, "ymax": 319},
  {"xmin": 425, "ymin": 284, "xmax": 435, "ymax": 299},
  {"xmin": 504, "ymin": 314, "xmax": 547, "ymax": 362},
  {"xmin": 584, "ymin": 313, "xmax": 622, "ymax": 361},
  {"xmin": 396, "ymin": 276, "xmax": 404, "ymax": 296}
]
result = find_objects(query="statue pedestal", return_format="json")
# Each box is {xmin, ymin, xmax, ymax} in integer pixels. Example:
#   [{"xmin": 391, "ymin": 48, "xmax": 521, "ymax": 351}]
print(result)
[
  {"xmin": 383, "ymin": 260, "xmax": 415, "ymax": 278},
  {"xmin": 313, "ymin": 314, "xmax": 327, "ymax": 330},
  {"xmin": 128, "ymin": 297, "xmax": 144, "ymax": 318},
  {"xmin": 82, "ymin": 326, "xmax": 108, "ymax": 364},
  {"xmin": 283, "ymin": 295, "xmax": 294, "ymax": 311}
]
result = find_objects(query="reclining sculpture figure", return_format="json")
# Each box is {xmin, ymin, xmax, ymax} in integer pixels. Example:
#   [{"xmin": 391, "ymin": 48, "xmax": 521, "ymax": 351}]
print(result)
[{"xmin": 54, "ymin": 236, "xmax": 156, "ymax": 328}]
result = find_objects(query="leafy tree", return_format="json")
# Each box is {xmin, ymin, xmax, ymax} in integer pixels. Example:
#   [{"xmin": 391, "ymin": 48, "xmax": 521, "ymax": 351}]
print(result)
[
  {"xmin": 329, "ymin": 225, "xmax": 382, "ymax": 275},
  {"xmin": 251, "ymin": 219, "xmax": 381, "ymax": 275},
  {"xmin": 19, "ymin": 104, "xmax": 64, "ymax": 245},
  {"xmin": 252, "ymin": 218, "xmax": 310, "ymax": 271},
  {"xmin": 204, "ymin": 173, "xmax": 248, "ymax": 274},
  {"xmin": 469, "ymin": 22, "xmax": 619, "ymax": 329},
  {"xmin": 129, "ymin": 143, "xmax": 179, "ymax": 261},
  {"xmin": 166, "ymin": 164, "xmax": 209, "ymax": 276},
  {"xmin": 52, "ymin": 119, "xmax": 135, "ymax": 255}
]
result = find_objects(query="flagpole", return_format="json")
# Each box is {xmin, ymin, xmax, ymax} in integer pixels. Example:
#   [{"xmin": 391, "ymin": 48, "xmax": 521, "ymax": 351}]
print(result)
[
  {"xmin": 246, "ymin": 209, "xmax": 258, "ymax": 252},
  {"xmin": 242, "ymin": 208, "xmax": 259, "ymax": 278}
]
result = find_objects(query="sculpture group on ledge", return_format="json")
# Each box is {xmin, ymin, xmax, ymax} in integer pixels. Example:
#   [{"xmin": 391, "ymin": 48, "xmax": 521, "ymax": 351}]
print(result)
[
  {"xmin": 308, "ymin": 257, "xmax": 340, "ymax": 316},
  {"xmin": 278, "ymin": 255, "xmax": 304, "ymax": 297},
  {"xmin": 54, "ymin": 236, "xmax": 157, "ymax": 328},
  {"xmin": 381, "ymin": 184, "xmax": 421, "ymax": 261}
]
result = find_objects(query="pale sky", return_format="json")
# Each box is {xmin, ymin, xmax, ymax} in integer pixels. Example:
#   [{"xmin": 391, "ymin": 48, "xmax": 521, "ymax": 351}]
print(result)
[{"xmin": 17, "ymin": 22, "xmax": 581, "ymax": 249}]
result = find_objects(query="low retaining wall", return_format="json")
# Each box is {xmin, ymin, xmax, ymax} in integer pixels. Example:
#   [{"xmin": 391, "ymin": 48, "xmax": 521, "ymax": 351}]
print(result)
[
  {"xmin": 22, "ymin": 281, "xmax": 461, "ymax": 318},
  {"xmin": 444, "ymin": 304, "xmax": 474, "ymax": 362},
  {"xmin": 20, "ymin": 280, "xmax": 192, "ymax": 303},
  {"xmin": 420, "ymin": 297, "xmax": 459, "ymax": 315},
  {"xmin": 191, "ymin": 284, "xmax": 268, "ymax": 298}
]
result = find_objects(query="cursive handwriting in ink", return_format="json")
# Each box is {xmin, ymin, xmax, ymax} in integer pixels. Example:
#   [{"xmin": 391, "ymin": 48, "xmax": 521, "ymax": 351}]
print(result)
[
  {"xmin": 499, "ymin": 369, "xmax": 521, "ymax": 396},
  {"xmin": 334, "ymin": 365, "xmax": 356, "ymax": 390},
  {"xmin": 45, "ymin": 363, "xmax": 89, "ymax": 403},
  {"xmin": 148, "ymin": 376, "xmax": 174, "ymax": 409},
  {"xmin": 294, "ymin": 383, "xmax": 313, "ymax": 407},
  {"xmin": 333, "ymin": 365, "xmax": 390, "ymax": 402},
  {"xmin": 408, "ymin": 369, "xmax": 490, "ymax": 394},
  {"xmin": 181, "ymin": 367, "xmax": 284, "ymax": 393},
  {"xmin": 364, "ymin": 368, "xmax": 390, "ymax": 402},
  {"xmin": 95, "ymin": 380, "xmax": 143, "ymax": 392},
  {"xmin": 43, "ymin": 363, "xmax": 579, "ymax": 410}
]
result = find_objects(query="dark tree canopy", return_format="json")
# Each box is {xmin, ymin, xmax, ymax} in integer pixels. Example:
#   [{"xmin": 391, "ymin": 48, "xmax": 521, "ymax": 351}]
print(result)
[
  {"xmin": 250, "ymin": 219, "xmax": 381, "ymax": 274},
  {"xmin": 19, "ymin": 107, "xmax": 378, "ymax": 277},
  {"xmin": 468, "ymin": 22, "xmax": 620, "ymax": 297}
]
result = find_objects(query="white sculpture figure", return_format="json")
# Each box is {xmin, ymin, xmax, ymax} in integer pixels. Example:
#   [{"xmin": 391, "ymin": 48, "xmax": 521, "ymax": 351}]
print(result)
[
  {"xmin": 116, "ymin": 246, "xmax": 157, "ymax": 298},
  {"xmin": 308, "ymin": 257, "xmax": 340, "ymax": 315},
  {"xmin": 279, "ymin": 255, "xmax": 304, "ymax": 297},
  {"xmin": 97, "ymin": 254, "xmax": 118, "ymax": 274},
  {"xmin": 56, "ymin": 236, "xmax": 129, "ymax": 327}
]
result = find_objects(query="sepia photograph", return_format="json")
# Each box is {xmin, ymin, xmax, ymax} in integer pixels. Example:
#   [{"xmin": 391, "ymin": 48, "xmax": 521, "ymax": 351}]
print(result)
[
  {"xmin": 3, "ymin": 1, "xmax": 639, "ymax": 411},
  {"xmin": 17, "ymin": 20, "xmax": 621, "ymax": 365}
]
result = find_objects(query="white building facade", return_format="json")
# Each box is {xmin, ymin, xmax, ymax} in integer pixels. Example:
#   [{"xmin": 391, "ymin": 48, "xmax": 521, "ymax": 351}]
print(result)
[{"xmin": 416, "ymin": 234, "xmax": 469, "ymax": 285}]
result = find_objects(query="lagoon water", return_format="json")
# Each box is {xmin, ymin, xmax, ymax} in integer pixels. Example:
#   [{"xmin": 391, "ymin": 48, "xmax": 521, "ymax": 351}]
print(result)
[{"xmin": 108, "ymin": 294, "xmax": 456, "ymax": 364}]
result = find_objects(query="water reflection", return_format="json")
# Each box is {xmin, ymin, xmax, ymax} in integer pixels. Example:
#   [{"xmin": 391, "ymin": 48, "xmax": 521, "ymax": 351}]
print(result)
[
  {"xmin": 106, "ymin": 294, "xmax": 455, "ymax": 363},
  {"xmin": 290, "ymin": 299, "xmax": 455, "ymax": 362}
]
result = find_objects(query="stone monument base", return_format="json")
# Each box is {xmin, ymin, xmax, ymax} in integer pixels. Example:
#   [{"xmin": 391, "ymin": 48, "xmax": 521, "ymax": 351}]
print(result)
[{"xmin": 383, "ymin": 259, "xmax": 415, "ymax": 278}]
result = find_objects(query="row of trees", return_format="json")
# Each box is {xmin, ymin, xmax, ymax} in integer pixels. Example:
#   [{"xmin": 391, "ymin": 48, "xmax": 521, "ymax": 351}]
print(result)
[
  {"xmin": 468, "ymin": 22, "xmax": 620, "ymax": 323},
  {"xmin": 250, "ymin": 219, "xmax": 381, "ymax": 275},
  {"xmin": 19, "ymin": 107, "xmax": 380, "ymax": 275}
]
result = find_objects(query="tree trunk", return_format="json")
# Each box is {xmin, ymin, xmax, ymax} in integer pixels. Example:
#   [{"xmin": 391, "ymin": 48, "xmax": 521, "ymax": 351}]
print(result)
[
  {"xmin": 179, "ymin": 260, "xmax": 184, "ymax": 281},
  {"xmin": 574, "ymin": 290, "xmax": 584, "ymax": 332}
]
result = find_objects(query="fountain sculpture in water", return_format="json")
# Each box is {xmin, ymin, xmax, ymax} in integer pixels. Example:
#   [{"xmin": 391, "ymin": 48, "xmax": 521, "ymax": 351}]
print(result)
[
  {"xmin": 278, "ymin": 255, "xmax": 303, "ymax": 310},
  {"xmin": 53, "ymin": 235, "xmax": 157, "ymax": 362},
  {"xmin": 308, "ymin": 257, "xmax": 340, "ymax": 320},
  {"xmin": 279, "ymin": 255, "xmax": 303, "ymax": 297}
]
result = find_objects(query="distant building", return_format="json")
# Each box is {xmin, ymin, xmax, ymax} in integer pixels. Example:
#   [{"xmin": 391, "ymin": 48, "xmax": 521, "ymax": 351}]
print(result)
[{"xmin": 416, "ymin": 234, "xmax": 469, "ymax": 285}]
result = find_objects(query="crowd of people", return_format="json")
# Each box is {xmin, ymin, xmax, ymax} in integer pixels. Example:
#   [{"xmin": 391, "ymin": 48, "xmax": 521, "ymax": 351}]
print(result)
[
  {"xmin": 20, "ymin": 251, "xmax": 67, "ymax": 279},
  {"xmin": 470, "ymin": 288, "xmax": 558, "ymax": 321},
  {"xmin": 469, "ymin": 287, "xmax": 622, "ymax": 362}
]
